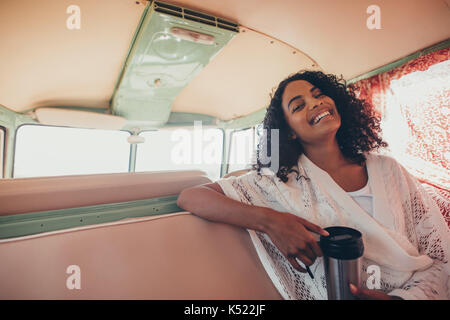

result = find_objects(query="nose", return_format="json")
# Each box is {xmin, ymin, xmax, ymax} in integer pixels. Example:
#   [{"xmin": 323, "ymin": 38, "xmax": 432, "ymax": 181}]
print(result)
[{"xmin": 309, "ymin": 98, "xmax": 323, "ymax": 110}]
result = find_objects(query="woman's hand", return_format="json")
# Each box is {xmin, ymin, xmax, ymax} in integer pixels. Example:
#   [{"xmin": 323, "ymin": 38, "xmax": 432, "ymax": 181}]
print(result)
[
  {"xmin": 264, "ymin": 210, "xmax": 329, "ymax": 273},
  {"xmin": 349, "ymin": 284, "xmax": 403, "ymax": 300}
]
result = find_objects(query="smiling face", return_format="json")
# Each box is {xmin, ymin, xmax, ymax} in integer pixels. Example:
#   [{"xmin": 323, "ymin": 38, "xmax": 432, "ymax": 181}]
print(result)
[{"xmin": 281, "ymin": 80, "xmax": 341, "ymax": 146}]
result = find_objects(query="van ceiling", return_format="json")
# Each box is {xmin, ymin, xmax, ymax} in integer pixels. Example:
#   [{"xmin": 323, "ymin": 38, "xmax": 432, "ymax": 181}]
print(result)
[{"xmin": 0, "ymin": 0, "xmax": 449, "ymax": 121}]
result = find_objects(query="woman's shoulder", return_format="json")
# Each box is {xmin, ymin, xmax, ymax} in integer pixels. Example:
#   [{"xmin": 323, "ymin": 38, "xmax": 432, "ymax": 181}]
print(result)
[
  {"xmin": 366, "ymin": 152, "xmax": 413, "ymax": 180},
  {"xmin": 366, "ymin": 151, "xmax": 401, "ymax": 167}
]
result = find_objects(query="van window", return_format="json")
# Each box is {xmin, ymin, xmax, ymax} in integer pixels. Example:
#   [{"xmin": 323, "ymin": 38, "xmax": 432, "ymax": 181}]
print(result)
[
  {"xmin": 227, "ymin": 127, "xmax": 256, "ymax": 173},
  {"xmin": 14, "ymin": 125, "xmax": 131, "ymax": 178},
  {"xmin": 135, "ymin": 128, "xmax": 223, "ymax": 181},
  {"xmin": 381, "ymin": 61, "xmax": 449, "ymax": 189},
  {"xmin": 0, "ymin": 126, "xmax": 4, "ymax": 178}
]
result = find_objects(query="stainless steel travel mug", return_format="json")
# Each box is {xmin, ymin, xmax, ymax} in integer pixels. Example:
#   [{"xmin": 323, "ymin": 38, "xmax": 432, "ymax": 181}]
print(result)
[{"xmin": 319, "ymin": 226, "xmax": 364, "ymax": 300}]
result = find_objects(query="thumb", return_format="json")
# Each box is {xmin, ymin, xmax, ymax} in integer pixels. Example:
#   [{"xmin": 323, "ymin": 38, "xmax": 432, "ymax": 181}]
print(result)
[{"xmin": 349, "ymin": 283, "xmax": 365, "ymax": 299}]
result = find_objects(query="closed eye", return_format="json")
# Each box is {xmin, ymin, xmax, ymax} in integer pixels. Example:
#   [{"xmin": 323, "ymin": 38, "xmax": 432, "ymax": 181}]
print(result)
[{"xmin": 293, "ymin": 104, "xmax": 304, "ymax": 112}]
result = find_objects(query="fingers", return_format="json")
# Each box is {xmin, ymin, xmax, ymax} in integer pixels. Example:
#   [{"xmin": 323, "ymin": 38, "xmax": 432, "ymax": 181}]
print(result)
[
  {"xmin": 308, "ymin": 240, "xmax": 323, "ymax": 257},
  {"xmin": 301, "ymin": 245, "xmax": 316, "ymax": 264},
  {"xmin": 288, "ymin": 250, "xmax": 313, "ymax": 269},
  {"xmin": 287, "ymin": 256, "xmax": 306, "ymax": 273},
  {"xmin": 297, "ymin": 219, "xmax": 325, "ymax": 257},
  {"xmin": 295, "ymin": 252, "xmax": 313, "ymax": 267},
  {"xmin": 270, "ymin": 213, "xmax": 329, "ymax": 271},
  {"xmin": 292, "ymin": 232, "xmax": 320, "ymax": 265},
  {"xmin": 349, "ymin": 283, "xmax": 375, "ymax": 300},
  {"xmin": 349, "ymin": 284, "xmax": 372, "ymax": 299},
  {"xmin": 349, "ymin": 284, "xmax": 392, "ymax": 300},
  {"xmin": 349, "ymin": 283, "xmax": 363, "ymax": 299},
  {"xmin": 297, "ymin": 227, "xmax": 323, "ymax": 259},
  {"xmin": 300, "ymin": 218, "xmax": 329, "ymax": 237}
]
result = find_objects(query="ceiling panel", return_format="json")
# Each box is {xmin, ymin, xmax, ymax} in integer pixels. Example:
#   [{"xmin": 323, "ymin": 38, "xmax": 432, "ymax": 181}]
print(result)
[{"xmin": 1, "ymin": 0, "xmax": 448, "ymax": 121}]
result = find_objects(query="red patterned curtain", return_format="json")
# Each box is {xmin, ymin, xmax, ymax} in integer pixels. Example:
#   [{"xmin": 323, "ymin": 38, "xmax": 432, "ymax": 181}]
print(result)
[{"xmin": 349, "ymin": 47, "xmax": 449, "ymax": 225}]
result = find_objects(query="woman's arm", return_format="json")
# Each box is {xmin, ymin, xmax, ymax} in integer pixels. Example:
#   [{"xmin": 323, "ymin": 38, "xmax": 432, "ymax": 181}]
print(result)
[
  {"xmin": 177, "ymin": 183, "xmax": 329, "ymax": 272},
  {"xmin": 177, "ymin": 183, "xmax": 274, "ymax": 233}
]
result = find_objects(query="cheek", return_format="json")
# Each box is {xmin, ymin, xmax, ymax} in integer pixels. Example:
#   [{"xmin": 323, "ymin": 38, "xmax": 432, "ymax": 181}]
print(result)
[
  {"xmin": 291, "ymin": 116, "xmax": 311, "ymax": 138},
  {"xmin": 324, "ymin": 96, "xmax": 336, "ymax": 106},
  {"xmin": 289, "ymin": 114, "xmax": 310, "ymax": 132}
]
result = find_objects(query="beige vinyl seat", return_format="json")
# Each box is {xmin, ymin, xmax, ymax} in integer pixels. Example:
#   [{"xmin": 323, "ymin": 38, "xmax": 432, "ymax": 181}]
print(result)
[
  {"xmin": 0, "ymin": 170, "xmax": 281, "ymax": 299},
  {"xmin": 0, "ymin": 170, "xmax": 211, "ymax": 215}
]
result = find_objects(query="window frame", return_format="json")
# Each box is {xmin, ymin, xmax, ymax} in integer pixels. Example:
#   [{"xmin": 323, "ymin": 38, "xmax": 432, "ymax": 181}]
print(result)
[
  {"xmin": 227, "ymin": 126, "xmax": 255, "ymax": 175},
  {"xmin": 0, "ymin": 125, "xmax": 5, "ymax": 178}
]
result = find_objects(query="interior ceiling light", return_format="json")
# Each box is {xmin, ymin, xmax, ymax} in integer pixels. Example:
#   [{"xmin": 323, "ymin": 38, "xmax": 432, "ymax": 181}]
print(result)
[{"xmin": 170, "ymin": 27, "xmax": 215, "ymax": 45}]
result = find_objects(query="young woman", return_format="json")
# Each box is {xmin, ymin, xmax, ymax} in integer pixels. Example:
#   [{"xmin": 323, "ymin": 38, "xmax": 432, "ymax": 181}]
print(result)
[{"xmin": 177, "ymin": 71, "xmax": 449, "ymax": 300}]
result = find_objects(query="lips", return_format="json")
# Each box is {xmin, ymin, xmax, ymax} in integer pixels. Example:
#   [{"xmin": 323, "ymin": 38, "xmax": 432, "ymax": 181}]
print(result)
[{"xmin": 310, "ymin": 108, "xmax": 334, "ymax": 125}]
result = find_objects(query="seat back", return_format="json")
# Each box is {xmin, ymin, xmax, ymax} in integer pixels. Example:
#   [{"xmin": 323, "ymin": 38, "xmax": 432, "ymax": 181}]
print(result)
[
  {"xmin": 0, "ymin": 212, "xmax": 281, "ymax": 299},
  {"xmin": 0, "ymin": 170, "xmax": 281, "ymax": 299},
  {"xmin": 0, "ymin": 170, "xmax": 211, "ymax": 215}
]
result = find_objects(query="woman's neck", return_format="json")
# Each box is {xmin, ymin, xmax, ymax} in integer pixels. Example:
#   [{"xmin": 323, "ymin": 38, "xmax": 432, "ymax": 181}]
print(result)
[{"xmin": 302, "ymin": 140, "xmax": 352, "ymax": 173}]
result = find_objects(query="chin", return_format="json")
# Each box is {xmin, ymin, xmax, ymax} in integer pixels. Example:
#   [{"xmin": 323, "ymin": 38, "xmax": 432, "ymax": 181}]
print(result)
[{"xmin": 319, "ymin": 119, "xmax": 340, "ymax": 132}]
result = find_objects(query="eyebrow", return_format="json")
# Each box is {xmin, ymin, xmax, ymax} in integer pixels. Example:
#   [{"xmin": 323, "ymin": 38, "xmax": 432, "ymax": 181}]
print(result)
[{"xmin": 287, "ymin": 86, "xmax": 320, "ymax": 111}]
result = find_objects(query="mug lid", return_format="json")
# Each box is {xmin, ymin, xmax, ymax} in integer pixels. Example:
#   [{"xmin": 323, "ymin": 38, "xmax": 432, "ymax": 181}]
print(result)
[{"xmin": 319, "ymin": 226, "xmax": 364, "ymax": 260}]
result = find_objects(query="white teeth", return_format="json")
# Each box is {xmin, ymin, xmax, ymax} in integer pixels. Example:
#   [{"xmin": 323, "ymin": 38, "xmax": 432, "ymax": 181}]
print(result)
[{"xmin": 313, "ymin": 111, "xmax": 331, "ymax": 124}]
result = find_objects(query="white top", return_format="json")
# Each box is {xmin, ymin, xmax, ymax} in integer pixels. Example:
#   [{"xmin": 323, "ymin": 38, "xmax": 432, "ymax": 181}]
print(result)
[{"xmin": 347, "ymin": 179, "xmax": 374, "ymax": 216}]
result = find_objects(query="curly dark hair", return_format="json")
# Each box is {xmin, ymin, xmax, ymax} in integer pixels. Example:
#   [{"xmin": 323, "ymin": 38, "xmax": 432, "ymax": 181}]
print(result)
[{"xmin": 251, "ymin": 70, "xmax": 388, "ymax": 183}]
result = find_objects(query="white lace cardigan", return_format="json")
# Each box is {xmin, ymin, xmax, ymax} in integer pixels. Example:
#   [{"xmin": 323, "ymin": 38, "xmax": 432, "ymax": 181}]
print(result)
[{"xmin": 217, "ymin": 152, "xmax": 450, "ymax": 300}]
